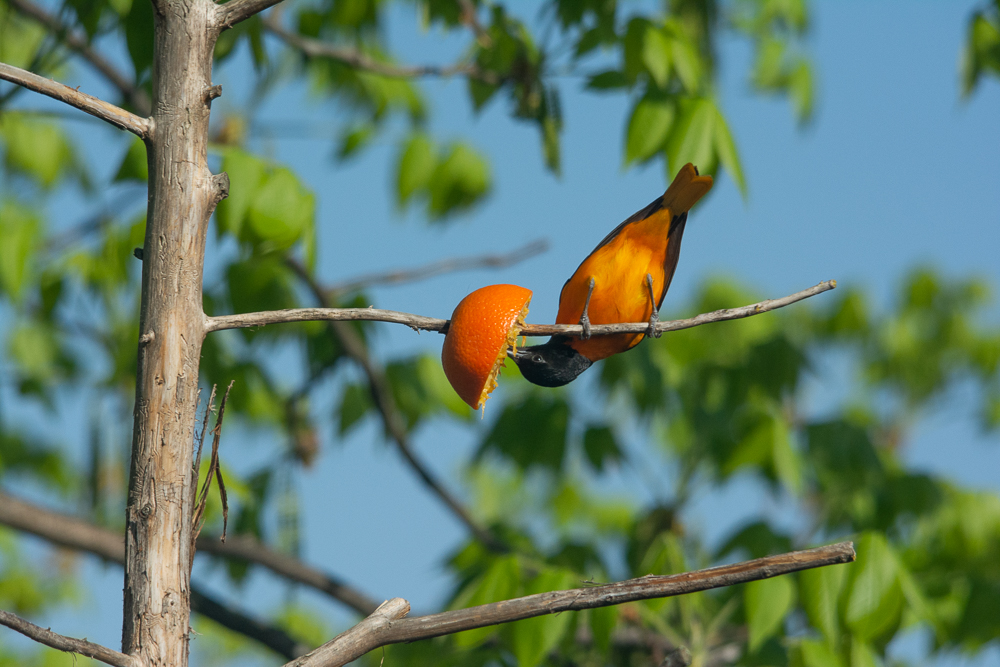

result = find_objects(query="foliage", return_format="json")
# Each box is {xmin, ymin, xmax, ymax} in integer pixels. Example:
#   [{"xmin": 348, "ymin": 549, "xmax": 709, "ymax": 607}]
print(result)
[{"xmin": 0, "ymin": 1, "xmax": 998, "ymax": 667}]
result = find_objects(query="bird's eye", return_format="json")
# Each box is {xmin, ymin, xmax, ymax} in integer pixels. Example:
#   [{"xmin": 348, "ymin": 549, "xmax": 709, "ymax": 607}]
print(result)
[{"xmin": 532, "ymin": 354, "xmax": 544, "ymax": 363}]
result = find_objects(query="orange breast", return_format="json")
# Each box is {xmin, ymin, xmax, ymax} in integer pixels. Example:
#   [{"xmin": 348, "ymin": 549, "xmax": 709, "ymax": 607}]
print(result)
[{"xmin": 556, "ymin": 208, "xmax": 673, "ymax": 361}]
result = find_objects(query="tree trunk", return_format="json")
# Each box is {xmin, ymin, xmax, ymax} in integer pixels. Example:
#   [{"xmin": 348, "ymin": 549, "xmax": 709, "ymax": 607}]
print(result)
[{"xmin": 122, "ymin": 0, "xmax": 224, "ymax": 663}]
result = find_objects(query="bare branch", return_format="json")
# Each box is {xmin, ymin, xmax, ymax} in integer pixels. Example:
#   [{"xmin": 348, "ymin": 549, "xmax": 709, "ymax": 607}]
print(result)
[
  {"xmin": 286, "ymin": 259, "xmax": 508, "ymax": 552},
  {"xmin": 263, "ymin": 15, "xmax": 497, "ymax": 83},
  {"xmin": 284, "ymin": 598, "xmax": 410, "ymax": 667},
  {"xmin": 0, "ymin": 491, "xmax": 348, "ymax": 657},
  {"xmin": 285, "ymin": 542, "xmax": 856, "ymax": 667},
  {"xmin": 0, "ymin": 609, "xmax": 139, "ymax": 667},
  {"xmin": 205, "ymin": 280, "xmax": 837, "ymax": 335},
  {"xmin": 324, "ymin": 239, "xmax": 549, "ymax": 296},
  {"xmin": 0, "ymin": 62, "xmax": 149, "ymax": 138},
  {"xmin": 6, "ymin": 0, "xmax": 151, "ymax": 115},
  {"xmin": 197, "ymin": 534, "xmax": 381, "ymax": 616},
  {"xmin": 216, "ymin": 0, "xmax": 286, "ymax": 30}
]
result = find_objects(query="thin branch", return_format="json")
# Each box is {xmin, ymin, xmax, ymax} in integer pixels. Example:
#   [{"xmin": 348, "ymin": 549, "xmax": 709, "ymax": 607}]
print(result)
[
  {"xmin": 263, "ymin": 15, "xmax": 498, "ymax": 84},
  {"xmin": 0, "ymin": 62, "xmax": 149, "ymax": 138},
  {"xmin": 6, "ymin": 0, "xmax": 151, "ymax": 115},
  {"xmin": 324, "ymin": 239, "xmax": 549, "ymax": 296},
  {"xmin": 0, "ymin": 609, "xmax": 139, "ymax": 667},
  {"xmin": 197, "ymin": 534, "xmax": 381, "ymax": 616},
  {"xmin": 205, "ymin": 280, "xmax": 837, "ymax": 335},
  {"xmin": 216, "ymin": 0, "xmax": 286, "ymax": 30},
  {"xmin": 285, "ymin": 259, "xmax": 507, "ymax": 552},
  {"xmin": 0, "ymin": 491, "xmax": 337, "ymax": 658},
  {"xmin": 284, "ymin": 542, "xmax": 856, "ymax": 667}
]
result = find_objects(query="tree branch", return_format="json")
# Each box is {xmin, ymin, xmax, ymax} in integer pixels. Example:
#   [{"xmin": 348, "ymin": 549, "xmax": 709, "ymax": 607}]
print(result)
[
  {"xmin": 285, "ymin": 259, "xmax": 508, "ymax": 552},
  {"xmin": 284, "ymin": 542, "xmax": 856, "ymax": 667},
  {"xmin": 324, "ymin": 239, "xmax": 549, "ymax": 297},
  {"xmin": 0, "ymin": 491, "xmax": 356, "ymax": 657},
  {"xmin": 6, "ymin": 0, "xmax": 151, "ymax": 115},
  {"xmin": 0, "ymin": 62, "xmax": 149, "ymax": 138},
  {"xmin": 0, "ymin": 609, "xmax": 139, "ymax": 667},
  {"xmin": 216, "ymin": 0, "xmax": 286, "ymax": 30},
  {"xmin": 263, "ymin": 15, "xmax": 498, "ymax": 83},
  {"xmin": 205, "ymin": 280, "xmax": 837, "ymax": 335},
  {"xmin": 197, "ymin": 534, "xmax": 381, "ymax": 616}
]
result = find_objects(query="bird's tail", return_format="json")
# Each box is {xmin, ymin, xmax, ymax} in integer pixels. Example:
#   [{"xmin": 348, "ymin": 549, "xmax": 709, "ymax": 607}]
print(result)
[{"xmin": 662, "ymin": 163, "xmax": 714, "ymax": 214}]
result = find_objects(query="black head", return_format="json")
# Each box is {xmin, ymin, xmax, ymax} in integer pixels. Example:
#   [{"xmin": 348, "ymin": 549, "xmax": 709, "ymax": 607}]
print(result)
[{"xmin": 510, "ymin": 337, "xmax": 593, "ymax": 387}]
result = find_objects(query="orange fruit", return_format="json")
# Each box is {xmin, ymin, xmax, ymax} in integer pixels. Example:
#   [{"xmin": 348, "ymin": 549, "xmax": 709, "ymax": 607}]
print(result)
[{"xmin": 441, "ymin": 284, "xmax": 532, "ymax": 410}]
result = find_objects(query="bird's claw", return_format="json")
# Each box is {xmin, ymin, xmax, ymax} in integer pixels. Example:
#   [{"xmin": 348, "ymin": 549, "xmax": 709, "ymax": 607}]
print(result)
[
  {"xmin": 579, "ymin": 276, "xmax": 596, "ymax": 340},
  {"xmin": 646, "ymin": 310, "xmax": 661, "ymax": 338},
  {"xmin": 580, "ymin": 314, "xmax": 592, "ymax": 340}
]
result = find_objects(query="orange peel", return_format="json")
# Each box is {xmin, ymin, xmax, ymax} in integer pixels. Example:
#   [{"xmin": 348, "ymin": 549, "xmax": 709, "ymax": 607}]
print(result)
[{"xmin": 441, "ymin": 284, "xmax": 532, "ymax": 410}]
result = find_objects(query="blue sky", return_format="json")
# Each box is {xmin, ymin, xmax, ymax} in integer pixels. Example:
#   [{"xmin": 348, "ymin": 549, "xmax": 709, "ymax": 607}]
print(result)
[{"xmin": 4, "ymin": 1, "xmax": 999, "ymax": 665}]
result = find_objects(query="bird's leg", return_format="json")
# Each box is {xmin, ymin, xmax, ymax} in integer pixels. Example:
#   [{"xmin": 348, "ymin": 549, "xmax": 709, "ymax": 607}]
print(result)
[
  {"xmin": 579, "ymin": 277, "xmax": 595, "ymax": 340},
  {"xmin": 645, "ymin": 273, "xmax": 661, "ymax": 338}
]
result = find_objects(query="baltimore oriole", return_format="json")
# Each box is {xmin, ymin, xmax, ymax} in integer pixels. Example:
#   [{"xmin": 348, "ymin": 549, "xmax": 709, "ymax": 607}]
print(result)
[{"xmin": 512, "ymin": 163, "xmax": 713, "ymax": 387}]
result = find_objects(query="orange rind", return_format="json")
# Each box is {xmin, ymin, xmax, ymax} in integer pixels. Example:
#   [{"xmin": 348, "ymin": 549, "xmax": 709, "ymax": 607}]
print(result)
[{"xmin": 441, "ymin": 284, "xmax": 532, "ymax": 410}]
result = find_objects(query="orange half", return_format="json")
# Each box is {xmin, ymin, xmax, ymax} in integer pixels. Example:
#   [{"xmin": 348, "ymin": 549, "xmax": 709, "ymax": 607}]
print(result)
[{"xmin": 441, "ymin": 284, "xmax": 532, "ymax": 410}]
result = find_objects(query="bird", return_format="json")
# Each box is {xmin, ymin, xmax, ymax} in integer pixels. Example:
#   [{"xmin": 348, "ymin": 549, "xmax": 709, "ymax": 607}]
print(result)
[{"xmin": 512, "ymin": 163, "xmax": 713, "ymax": 387}]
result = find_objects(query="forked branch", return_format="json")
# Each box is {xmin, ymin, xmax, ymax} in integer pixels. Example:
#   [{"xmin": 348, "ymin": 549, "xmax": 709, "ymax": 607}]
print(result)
[
  {"xmin": 0, "ymin": 62, "xmax": 149, "ymax": 138},
  {"xmin": 0, "ymin": 609, "xmax": 139, "ymax": 667},
  {"xmin": 284, "ymin": 541, "xmax": 856, "ymax": 667},
  {"xmin": 206, "ymin": 280, "xmax": 837, "ymax": 335}
]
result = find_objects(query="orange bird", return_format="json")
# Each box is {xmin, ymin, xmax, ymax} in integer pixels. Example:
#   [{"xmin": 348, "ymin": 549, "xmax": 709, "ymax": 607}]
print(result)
[{"xmin": 513, "ymin": 163, "xmax": 713, "ymax": 386}]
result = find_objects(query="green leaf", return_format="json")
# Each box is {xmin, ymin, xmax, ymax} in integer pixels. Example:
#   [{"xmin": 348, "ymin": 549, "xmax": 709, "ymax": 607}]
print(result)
[
  {"xmin": 509, "ymin": 568, "xmax": 579, "ymax": 667},
  {"xmin": 585, "ymin": 70, "xmax": 628, "ymax": 91},
  {"xmin": 114, "ymin": 137, "xmax": 148, "ymax": 182},
  {"xmin": 795, "ymin": 638, "xmax": 844, "ymax": 667},
  {"xmin": 479, "ymin": 393, "xmax": 569, "ymax": 472},
  {"xmin": 125, "ymin": 0, "xmax": 154, "ymax": 78},
  {"xmin": 668, "ymin": 32, "xmax": 704, "ymax": 93},
  {"xmin": 336, "ymin": 123, "xmax": 375, "ymax": 160},
  {"xmin": 589, "ymin": 604, "xmax": 618, "ymax": 654},
  {"xmin": 427, "ymin": 142, "xmax": 491, "ymax": 219},
  {"xmin": 9, "ymin": 321, "xmax": 58, "ymax": 385},
  {"xmin": 339, "ymin": 383, "xmax": 373, "ymax": 435},
  {"xmin": 842, "ymin": 532, "xmax": 904, "ymax": 642},
  {"xmin": 0, "ymin": 201, "xmax": 40, "ymax": 303},
  {"xmin": 247, "ymin": 167, "xmax": 315, "ymax": 250},
  {"xmin": 665, "ymin": 98, "xmax": 717, "ymax": 178},
  {"xmin": 745, "ymin": 575, "xmax": 795, "ymax": 652},
  {"xmin": 713, "ymin": 107, "xmax": 747, "ymax": 196},
  {"xmin": 623, "ymin": 18, "xmax": 650, "ymax": 85},
  {"xmin": 395, "ymin": 133, "xmax": 437, "ymax": 206},
  {"xmin": 642, "ymin": 25, "xmax": 671, "ymax": 88},
  {"xmin": 216, "ymin": 148, "xmax": 267, "ymax": 239},
  {"xmin": 624, "ymin": 96, "xmax": 675, "ymax": 165},
  {"xmin": 790, "ymin": 60, "xmax": 814, "ymax": 123},
  {"xmin": 453, "ymin": 555, "xmax": 521, "ymax": 647},
  {"xmin": 799, "ymin": 562, "xmax": 847, "ymax": 646},
  {"xmin": 582, "ymin": 425, "xmax": 624, "ymax": 471},
  {"xmin": 0, "ymin": 114, "xmax": 75, "ymax": 188}
]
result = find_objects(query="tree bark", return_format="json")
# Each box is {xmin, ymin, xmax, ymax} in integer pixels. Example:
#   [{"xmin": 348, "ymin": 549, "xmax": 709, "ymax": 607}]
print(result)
[{"xmin": 122, "ymin": 0, "xmax": 224, "ymax": 663}]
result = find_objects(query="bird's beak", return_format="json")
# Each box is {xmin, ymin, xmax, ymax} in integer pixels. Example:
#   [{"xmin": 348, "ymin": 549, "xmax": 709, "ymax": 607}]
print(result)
[{"xmin": 508, "ymin": 346, "xmax": 528, "ymax": 361}]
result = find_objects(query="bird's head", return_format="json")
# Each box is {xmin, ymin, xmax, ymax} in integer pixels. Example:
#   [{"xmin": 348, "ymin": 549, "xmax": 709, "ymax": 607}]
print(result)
[{"xmin": 509, "ymin": 338, "xmax": 593, "ymax": 387}]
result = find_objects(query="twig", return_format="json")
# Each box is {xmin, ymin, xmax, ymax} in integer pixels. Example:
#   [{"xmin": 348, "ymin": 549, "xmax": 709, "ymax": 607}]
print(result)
[
  {"xmin": 0, "ymin": 609, "xmax": 140, "ymax": 667},
  {"xmin": 6, "ymin": 0, "xmax": 151, "ymax": 114},
  {"xmin": 205, "ymin": 280, "xmax": 837, "ymax": 335},
  {"xmin": 324, "ymin": 239, "xmax": 549, "ymax": 296},
  {"xmin": 283, "ymin": 542, "xmax": 856, "ymax": 667},
  {"xmin": 0, "ymin": 62, "xmax": 149, "ymax": 138},
  {"xmin": 196, "ymin": 533, "xmax": 381, "ymax": 616},
  {"xmin": 263, "ymin": 15, "xmax": 498, "ymax": 84},
  {"xmin": 193, "ymin": 382, "xmax": 233, "ymax": 543},
  {"xmin": 190, "ymin": 589, "xmax": 308, "ymax": 659},
  {"xmin": 0, "ymin": 491, "xmax": 341, "ymax": 657},
  {"xmin": 286, "ymin": 259, "xmax": 507, "ymax": 552},
  {"xmin": 216, "ymin": 0, "xmax": 287, "ymax": 30}
]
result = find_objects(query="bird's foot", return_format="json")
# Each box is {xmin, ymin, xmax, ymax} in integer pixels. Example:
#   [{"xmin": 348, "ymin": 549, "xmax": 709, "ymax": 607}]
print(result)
[
  {"xmin": 645, "ymin": 273, "xmax": 661, "ymax": 338},
  {"xmin": 579, "ymin": 277, "xmax": 596, "ymax": 340}
]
